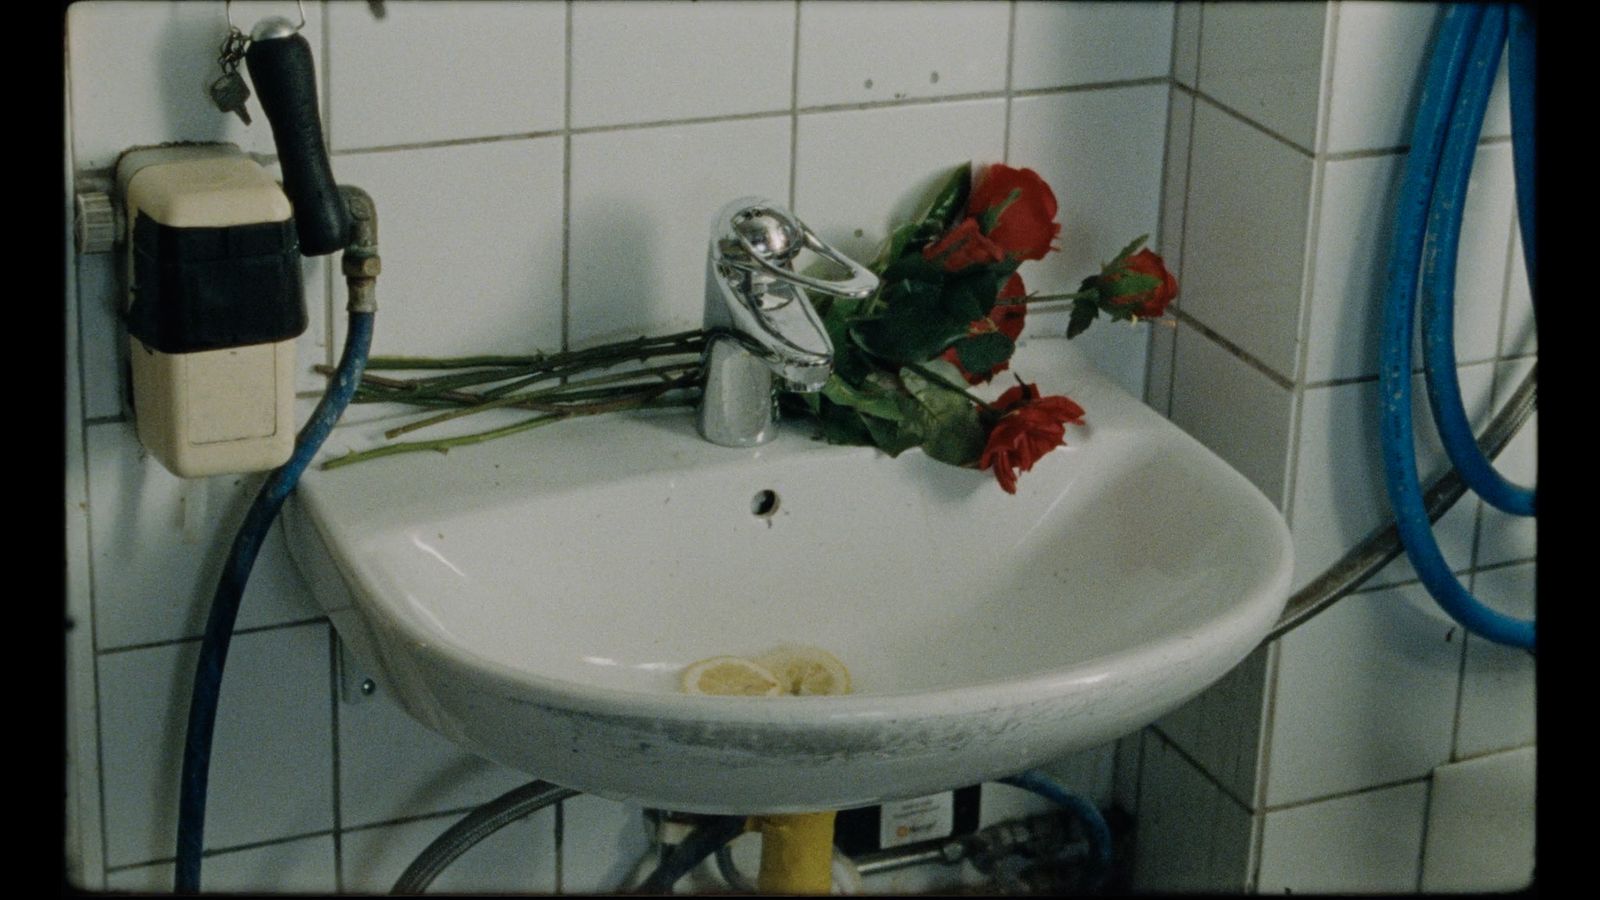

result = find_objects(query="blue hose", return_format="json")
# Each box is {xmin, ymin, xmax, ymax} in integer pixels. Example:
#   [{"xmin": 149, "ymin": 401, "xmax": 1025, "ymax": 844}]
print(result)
[
  {"xmin": 175, "ymin": 311, "xmax": 374, "ymax": 892},
  {"xmin": 1506, "ymin": 4, "xmax": 1536, "ymax": 300},
  {"xmin": 1420, "ymin": 6, "xmax": 1535, "ymax": 517},
  {"xmin": 998, "ymin": 770, "xmax": 1112, "ymax": 888},
  {"xmin": 1380, "ymin": 3, "xmax": 1534, "ymax": 650}
]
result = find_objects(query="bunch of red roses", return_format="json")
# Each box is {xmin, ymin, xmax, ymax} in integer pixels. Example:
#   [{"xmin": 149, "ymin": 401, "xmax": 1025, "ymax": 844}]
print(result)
[{"xmin": 786, "ymin": 162, "xmax": 1177, "ymax": 494}]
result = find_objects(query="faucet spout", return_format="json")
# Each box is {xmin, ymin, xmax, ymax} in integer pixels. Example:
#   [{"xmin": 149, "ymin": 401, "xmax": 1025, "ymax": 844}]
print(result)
[{"xmin": 696, "ymin": 198, "xmax": 878, "ymax": 446}]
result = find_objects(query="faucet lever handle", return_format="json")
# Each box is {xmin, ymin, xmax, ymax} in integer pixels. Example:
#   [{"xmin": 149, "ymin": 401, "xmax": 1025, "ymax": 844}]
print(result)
[{"xmin": 716, "ymin": 201, "xmax": 879, "ymax": 300}]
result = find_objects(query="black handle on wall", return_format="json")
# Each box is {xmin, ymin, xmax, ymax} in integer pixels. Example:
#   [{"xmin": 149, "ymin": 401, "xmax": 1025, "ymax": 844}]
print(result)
[{"xmin": 245, "ymin": 31, "xmax": 350, "ymax": 256}]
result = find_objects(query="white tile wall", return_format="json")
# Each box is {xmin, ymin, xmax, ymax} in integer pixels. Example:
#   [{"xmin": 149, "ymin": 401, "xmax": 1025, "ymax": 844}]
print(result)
[
  {"xmin": 106, "ymin": 835, "xmax": 337, "ymax": 893},
  {"xmin": 1321, "ymin": 2, "xmax": 1439, "ymax": 154},
  {"xmin": 794, "ymin": 100, "xmax": 1006, "ymax": 269},
  {"xmin": 1302, "ymin": 143, "xmax": 1514, "ymax": 385},
  {"xmin": 1420, "ymin": 746, "xmax": 1536, "ymax": 891},
  {"xmin": 796, "ymin": 1, "xmax": 1010, "ymax": 107},
  {"xmin": 1007, "ymin": 84, "xmax": 1167, "ymax": 395},
  {"xmin": 1008, "ymin": 86, "xmax": 1169, "ymax": 298},
  {"xmin": 1256, "ymin": 779, "xmax": 1428, "ymax": 893},
  {"xmin": 1287, "ymin": 363, "xmax": 1496, "ymax": 592},
  {"xmin": 78, "ymin": 0, "xmax": 1497, "ymax": 883},
  {"xmin": 1146, "ymin": 1, "xmax": 1537, "ymax": 890},
  {"xmin": 567, "ymin": 117, "xmax": 791, "ymax": 346},
  {"xmin": 97, "ymin": 623, "xmax": 333, "ymax": 868},
  {"xmin": 66, "ymin": 1, "xmax": 328, "ymax": 172},
  {"xmin": 331, "ymin": 138, "xmax": 567, "ymax": 358},
  {"xmin": 64, "ymin": 97, "xmax": 105, "ymax": 887},
  {"xmin": 1195, "ymin": 1, "xmax": 1328, "ymax": 151},
  {"xmin": 337, "ymin": 687, "xmax": 532, "ymax": 828},
  {"xmin": 1154, "ymin": 646, "xmax": 1271, "ymax": 807},
  {"xmin": 559, "ymin": 795, "xmax": 652, "ymax": 893},
  {"xmin": 1131, "ymin": 732, "xmax": 1254, "ymax": 892},
  {"xmin": 1011, "ymin": 2, "xmax": 1175, "ymax": 90},
  {"xmin": 572, "ymin": 0, "xmax": 794, "ymax": 128},
  {"xmin": 1501, "ymin": 229, "xmax": 1536, "ymax": 356},
  {"xmin": 1264, "ymin": 584, "xmax": 1461, "ymax": 807},
  {"xmin": 1476, "ymin": 359, "xmax": 1537, "ymax": 566},
  {"xmin": 86, "ymin": 423, "xmax": 324, "ymax": 650},
  {"xmin": 1168, "ymin": 323, "xmax": 1294, "ymax": 506},
  {"xmin": 327, "ymin": 0, "xmax": 566, "ymax": 150},
  {"xmin": 1169, "ymin": 1, "xmax": 1201, "ymax": 88},
  {"xmin": 1179, "ymin": 98, "xmax": 1314, "ymax": 380},
  {"xmin": 339, "ymin": 808, "xmax": 557, "ymax": 893},
  {"xmin": 1157, "ymin": 89, "xmax": 1193, "ymax": 279},
  {"xmin": 1455, "ymin": 564, "xmax": 1536, "ymax": 758}
]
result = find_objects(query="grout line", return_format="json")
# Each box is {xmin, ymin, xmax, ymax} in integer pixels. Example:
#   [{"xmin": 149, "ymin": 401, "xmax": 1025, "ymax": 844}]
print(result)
[
  {"xmin": 1171, "ymin": 309, "xmax": 1296, "ymax": 391},
  {"xmin": 1252, "ymin": 642, "xmax": 1281, "ymax": 816},
  {"xmin": 338, "ymin": 803, "xmax": 493, "ymax": 836},
  {"xmin": 326, "ymin": 625, "xmax": 345, "ymax": 893},
  {"xmin": 66, "ymin": 46, "xmax": 113, "ymax": 877},
  {"xmin": 1450, "ymin": 740, "xmax": 1537, "ymax": 766},
  {"xmin": 1415, "ymin": 776, "xmax": 1435, "ymax": 892},
  {"xmin": 106, "ymin": 828, "xmax": 340, "ymax": 873},
  {"xmin": 1258, "ymin": 773, "xmax": 1432, "ymax": 815},
  {"xmin": 331, "ymin": 128, "xmax": 568, "ymax": 158},
  {"xmin": 94, "ymin": 616, "xmax": 332, "ymax": 656},
  {"xmin": 1147, "ymin": 726, "xmax": 1254, "ymax": 815},
  {"xmin": 787, "ymin": 0, "xmax": 801, "ymax": 213},
  {"xmin": 560, "ymin": 0, "xmax": 575, "ymax": 353},
  {"xmin": 1324, "ymin": 133, "xmax": 1512, "ymax": 162},
  {"xmin": 1183, "ymin": 87, "xmax": 1315, "ymax": 158},
  {"xmin": 1447, "ymin": 570, "xmax": 1474, "ymax": 763},
  {"xmin": 321, "ymin": 0, "xmax": 336, "ymax": 376},
  {"xmin": 554, "ymin": 798, "xmax": 566, "ymax": 893},
  {"xmin": 1011, "ymin": 75, "xmax": 1170, "ymax": 99},
  {"xmin": 1001, "ymin": 0, "xmax": 1017, "ymax": 162}
]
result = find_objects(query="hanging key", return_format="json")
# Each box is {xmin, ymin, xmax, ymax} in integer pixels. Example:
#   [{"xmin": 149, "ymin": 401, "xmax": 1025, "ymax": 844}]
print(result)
[
  {"xmin": 210, "ymin": 26, "xmax": 253, "ymax": 125},
  {"xmin": 209, "ymin": 71, "xmax": 253, "ymax": 125}
]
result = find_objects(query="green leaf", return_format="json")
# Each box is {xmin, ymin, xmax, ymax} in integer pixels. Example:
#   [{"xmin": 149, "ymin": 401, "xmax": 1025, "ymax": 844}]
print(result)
[
  {"xmin": 900, "ymin": 362, "xmax": 987, "ymax": 466},
  {"xmin": 918, "ymin": 163, "xmax": 972, "ymax": 232},
  {"xmin": 1105, "ymin": 272, "xmax": 1161, "ymax": 298},
  {"xmin": 821, "ymin": 373, "xmax": 906, "ymax": 421},
  {"xmin": 1067, "ymin": 297, "xmax": 1100, "ymax": 339},
  {"xmin": 953, "ymin": 331, "xmax": 1015, "ymax": 376},
  {"xmin": 811, "ymin": 396, "xmax": 876, "ymax": 447},
  {"xmin": 851, "ymin": 279, "xmax": 972, "ymax": 363},
  {"xmin": 881, "ymin": 252, "xmax": 947, "ymax": 285},
  {"xmin": 1103, "ymin": 233, "xmax": 1149, "ymax": 272},
  {"xmin": 975, "ymin": 187, "xmax": 1021, "ymax": 234},
  {"xmin": 860, "ymin": 408, "xmax": 925, "ymax": 457},
  {"xmin": 943, "ymin": 267, "xmax": 1011, "ymax": 322}
]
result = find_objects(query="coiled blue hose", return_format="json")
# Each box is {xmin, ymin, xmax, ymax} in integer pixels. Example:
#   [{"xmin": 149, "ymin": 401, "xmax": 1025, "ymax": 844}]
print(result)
[
  {"xmin": 999, "ymin": 770, "xmax": 1113, "ymax": 888},
  {"xmin": 1419, "ymin": 6, "xmax": 1534, "ymax": 518},
  {"xmin": 175, "ymin": 311, "xmax": 374, "ymax": 892},
  {"xmin": 1380, "ymin": 3, "xmax": 1535, "ymax": 650}
]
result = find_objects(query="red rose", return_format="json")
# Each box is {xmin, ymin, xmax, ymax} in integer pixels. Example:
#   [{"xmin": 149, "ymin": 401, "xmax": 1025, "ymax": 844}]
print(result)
[
  {"xmin": 922, "ymin": 218, "xmax": 1006, "ymax": 271},
  {"xmin": 978, "ymin": 382, "xmax": 1086, "ymax": 494},
  {"xmin": 1103, "ymin": 249, "xmax": 1178, "ymax": 319},
  {"xmin": 967, "ymin": 165, "xmax": 1060, "ymax": 261},
  {"xmin": 940, "ymin": 274, "xmax": 1027, "ymax": 384}
]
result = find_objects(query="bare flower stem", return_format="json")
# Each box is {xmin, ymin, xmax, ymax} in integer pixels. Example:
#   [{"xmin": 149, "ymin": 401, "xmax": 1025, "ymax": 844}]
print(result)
[{"xmin": 320, "ymin": 396, "xmax": 698, "ymax": 470}]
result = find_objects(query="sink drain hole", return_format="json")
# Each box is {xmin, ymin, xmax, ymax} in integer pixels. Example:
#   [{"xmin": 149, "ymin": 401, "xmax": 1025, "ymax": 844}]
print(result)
[{"xmin": 751, "ymin": 489, "xmax": 780, "ymax": 518}]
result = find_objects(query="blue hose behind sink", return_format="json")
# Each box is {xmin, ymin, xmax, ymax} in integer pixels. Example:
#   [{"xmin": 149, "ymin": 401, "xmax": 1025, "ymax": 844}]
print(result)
[
  {"xmin": 174, "ymin": 311, "xmax": 372, "ymax": 892},
  {"xmin": 1379, "ymin": 3, "xmax": 1535, "ymax": 649}
]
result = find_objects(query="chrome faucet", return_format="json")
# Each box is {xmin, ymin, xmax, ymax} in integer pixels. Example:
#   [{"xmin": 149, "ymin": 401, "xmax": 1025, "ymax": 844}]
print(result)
[{"xmin": 697, "ymin": 198, "xmax": 879, "ymax": 446}]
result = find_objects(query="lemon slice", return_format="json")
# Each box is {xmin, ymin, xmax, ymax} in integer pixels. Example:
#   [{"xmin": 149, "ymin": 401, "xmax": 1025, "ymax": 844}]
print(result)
[
  {"xmin": 679, "ymin": 656, "xmax": 785, "ymax": 696},
  {"xmin": 755, "ymin": 645, "xmax": 853, "ymax": 696}
]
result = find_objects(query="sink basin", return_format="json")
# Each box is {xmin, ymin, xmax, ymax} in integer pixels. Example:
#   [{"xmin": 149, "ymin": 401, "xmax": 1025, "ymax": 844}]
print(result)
[{"xmin": 283, "ymin": 337, "xmax": 1293, "ymax": 814}]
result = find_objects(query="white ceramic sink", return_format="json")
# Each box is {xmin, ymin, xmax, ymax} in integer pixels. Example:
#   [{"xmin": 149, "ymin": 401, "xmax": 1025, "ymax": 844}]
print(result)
[{"xmin": 283, "ymin": 337, "xmax": 1293, "ymax": 814}]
